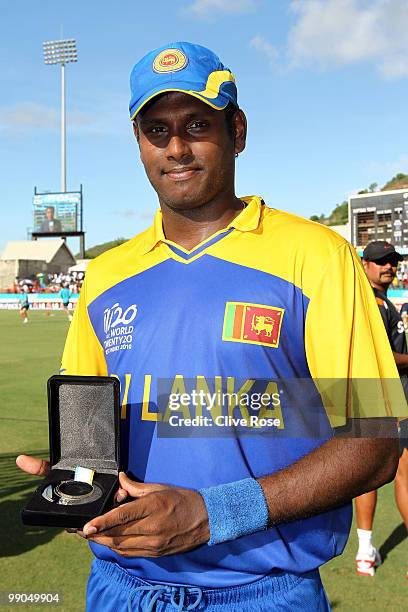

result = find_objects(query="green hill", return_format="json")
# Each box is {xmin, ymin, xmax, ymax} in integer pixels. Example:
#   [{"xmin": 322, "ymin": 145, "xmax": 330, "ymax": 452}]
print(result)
[
  {"xmin": 310, "ymin": 172, "xmax": 408, "ymax": 226},
  {"xmin": 381, "ymin": 172, "xmax": 408, "ymax": 191},
  {"xmin": 310, "ymin": 201, "xmax": 348, "ymax": 226},
  {"xmin": 82, "ymin": 174, "xmax": 408, "ymax": 249},
  {"xmin": 79, "ymin": 238, "xmax": 129, "ymax": 259}
]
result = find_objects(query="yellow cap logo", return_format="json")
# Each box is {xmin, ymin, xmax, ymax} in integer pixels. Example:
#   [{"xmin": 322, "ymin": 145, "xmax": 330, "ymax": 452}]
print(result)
[{"xmin": 153, "ymin": 49, "xmax": 188, "ymax": 73}]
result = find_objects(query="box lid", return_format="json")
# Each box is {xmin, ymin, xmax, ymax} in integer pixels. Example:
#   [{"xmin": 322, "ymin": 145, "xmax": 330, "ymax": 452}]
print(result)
[{"xmin": 47, "ymin": 375, "xmax": 120, "ymax": 475}]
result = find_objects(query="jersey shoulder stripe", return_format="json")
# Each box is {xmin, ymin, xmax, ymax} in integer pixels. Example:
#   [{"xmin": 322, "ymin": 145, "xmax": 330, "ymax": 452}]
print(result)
[
  {"xmin": 211, "ymin": 203, "xmax": 350, "ymax": 300},
  {"xmin": 85, "ymin": 229, "xmax": 169, "ymax": 306}
]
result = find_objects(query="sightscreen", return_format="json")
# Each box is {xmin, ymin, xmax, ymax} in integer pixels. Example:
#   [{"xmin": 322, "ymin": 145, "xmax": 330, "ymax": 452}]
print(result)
[{"xmin": 33, "ymin": 192, "xmax": 80, "ymax": 233}]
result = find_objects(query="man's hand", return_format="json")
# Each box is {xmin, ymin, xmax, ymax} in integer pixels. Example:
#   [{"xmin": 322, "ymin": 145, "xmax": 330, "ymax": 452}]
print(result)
[
  {"xmin": 16, "ymin": 454, "xmax": 50, "ymax": 476},
  {"xmin": 81, "ymin": 473, "xmax": 210, "ymax": 557}
]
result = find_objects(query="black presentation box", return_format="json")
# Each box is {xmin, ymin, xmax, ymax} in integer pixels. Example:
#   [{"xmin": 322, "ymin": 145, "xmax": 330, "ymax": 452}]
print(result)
[{"xmin": 21, "ymin": 375, "xmax": 121, "ymax": 529}]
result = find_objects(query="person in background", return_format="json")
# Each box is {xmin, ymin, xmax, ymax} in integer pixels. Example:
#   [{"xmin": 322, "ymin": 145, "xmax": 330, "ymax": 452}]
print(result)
[
  {"xmin": 59, "ymin": 284, "xmax": 72, "ymax": 321},
  {"xmin": 19, "ymin": 287, "xmax": 30, "ymax": 324},
  {"xmin": 355, "ymin": 240, "xmax": 408, "ymax": 577},
  {"xmin": 40, "ymin": 206, "xmax": 62, "ymax": 233},
  {"xmin": 400, "ymin": 302, "xmax": 408, "ymax": 332}
]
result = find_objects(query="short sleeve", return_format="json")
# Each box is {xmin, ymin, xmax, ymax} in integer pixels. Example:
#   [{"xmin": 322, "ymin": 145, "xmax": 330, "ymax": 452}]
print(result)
[
  {"xmin": 61, "ymin": 274, "xmax": 108, "ymax": 376},
  {"xmin": 305, "ymin": 243, "xmax": 408, "ymax": 426}
]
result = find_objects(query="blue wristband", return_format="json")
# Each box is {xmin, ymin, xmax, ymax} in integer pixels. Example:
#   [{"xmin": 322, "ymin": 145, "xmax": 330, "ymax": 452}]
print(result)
[{"xmin": 199, "ymin": 478, "xmax": 269, "ymax": 545}]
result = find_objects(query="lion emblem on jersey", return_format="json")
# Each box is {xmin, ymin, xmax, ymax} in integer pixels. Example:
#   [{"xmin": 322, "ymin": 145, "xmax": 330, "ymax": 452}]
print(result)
[{"xmin": 251, "ymin": 315, "xmax": 275, "ymax": 337}]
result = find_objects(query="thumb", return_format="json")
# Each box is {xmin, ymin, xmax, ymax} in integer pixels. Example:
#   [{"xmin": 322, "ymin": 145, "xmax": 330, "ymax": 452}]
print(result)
[
  {"xmin": 16, "ymin": 455, "xmax": 50, "ymax": 477},
  {"xmin": 119, "ymin": 472, "xmax": 167, "ymax": 497}
]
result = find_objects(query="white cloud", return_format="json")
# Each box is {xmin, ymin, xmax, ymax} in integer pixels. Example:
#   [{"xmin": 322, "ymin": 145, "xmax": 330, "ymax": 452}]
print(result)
[
  {"xmin": 288, "ymin": 0, "xmax": 408, "ymax": 78},
  {"xmin": 0, "ymin": 103, "xmax": 58, "ymax": 130},
  {"xmin": 250, "ymin": 35, "xmax": 279, "ymax": 66},
  {"xmin": 188, "ymin": 0, "xmax": 257, "ymax": 17},
  {"xmin": 0, "ymin": 102, "xmax": 126, "ymax": 135}
]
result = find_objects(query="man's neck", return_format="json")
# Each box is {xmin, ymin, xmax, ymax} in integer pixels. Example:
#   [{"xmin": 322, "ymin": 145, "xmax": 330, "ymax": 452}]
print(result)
[
  {"xmin": 371, "ymin": 282, "xmax": 389, "ymax": 295},
  {"xmin": 160, "ymin": 195, "xmax": 244, "ymax": 251}
]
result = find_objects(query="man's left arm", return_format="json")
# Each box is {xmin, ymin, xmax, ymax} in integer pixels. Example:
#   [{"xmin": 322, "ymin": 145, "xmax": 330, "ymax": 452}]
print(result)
[
  {"xmin": 81, "ymin": 424, "xmax": 398, "ymax": 556},
  {"xmin": 82, "ymin": 243, "xmax": 405, "ymax": 554}
]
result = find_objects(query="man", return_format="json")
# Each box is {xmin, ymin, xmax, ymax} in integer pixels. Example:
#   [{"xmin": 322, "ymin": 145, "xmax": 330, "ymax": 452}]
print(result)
[
  {"xmin": 40, "ymin": 206, "xmax": 62, "ymax": 233},
  {"xmin": 17, "ymin": 42, "xmax": 407, "ymax": 611},
  {"xmin": 355, "ymin": 241, "xmax": 408, "ymax": 577}
]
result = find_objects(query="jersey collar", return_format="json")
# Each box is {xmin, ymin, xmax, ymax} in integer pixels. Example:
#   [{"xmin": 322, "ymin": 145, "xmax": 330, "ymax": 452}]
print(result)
[{"xmin": 139, "ymin": 195, "xmax": 264, "ymax": 255}]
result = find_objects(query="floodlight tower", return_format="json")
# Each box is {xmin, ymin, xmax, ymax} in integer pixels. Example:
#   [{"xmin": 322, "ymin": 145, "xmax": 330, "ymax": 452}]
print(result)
[{"xmin": 43, "ymin": 39, "xmax": 77, "ymax": 193}]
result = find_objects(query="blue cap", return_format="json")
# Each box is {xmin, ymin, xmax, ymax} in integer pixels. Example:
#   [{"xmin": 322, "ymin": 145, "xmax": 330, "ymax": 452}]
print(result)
[{"xmin": 129, "ymin": 41, "xmax": 238, "ymax": 120}]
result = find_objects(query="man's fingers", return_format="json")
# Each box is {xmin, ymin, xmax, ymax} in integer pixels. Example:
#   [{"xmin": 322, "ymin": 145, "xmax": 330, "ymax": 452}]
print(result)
[
  {"xmin": 87, "ymin": 534, "xmax": 152, "ymax": 549},
  {"xmin": 16, "ymin": 455, "xmax": 50, "ymax": 476},
  {"xmin": 118, "ymin": 472, "xmax": 167, "ymax": 497},
  {"xmin": 82, "ymin": 499, "xmax": 147, "ymax": 536},
  {"xmin": 115, "ymin": 488, "xmax": 128, "ymax": 503},
  {"xmin": 84, "ymin": 516, "xmax": 153, "ymax": 539}
]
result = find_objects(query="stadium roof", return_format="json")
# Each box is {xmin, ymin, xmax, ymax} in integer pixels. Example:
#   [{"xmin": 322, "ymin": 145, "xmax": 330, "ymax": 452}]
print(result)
[{"xmin": 1, "ymin": 239, "xmax": 75, "ymax": 263}]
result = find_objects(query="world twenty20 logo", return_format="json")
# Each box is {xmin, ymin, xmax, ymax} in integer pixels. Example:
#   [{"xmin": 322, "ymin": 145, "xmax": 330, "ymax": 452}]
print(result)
[{"xmin": 103, "ymin": 302, "xmax": 138, "ymax": 335}]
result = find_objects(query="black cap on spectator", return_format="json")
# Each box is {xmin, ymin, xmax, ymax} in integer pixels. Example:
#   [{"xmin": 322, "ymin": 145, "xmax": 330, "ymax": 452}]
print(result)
[{"xmin": 362, "ymin": 241, "xmax": 403, "ymax": 262}]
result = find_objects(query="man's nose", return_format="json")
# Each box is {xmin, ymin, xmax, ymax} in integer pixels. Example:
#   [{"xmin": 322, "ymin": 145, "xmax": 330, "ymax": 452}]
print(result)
[{"xmin": 166, "ymin": 135, "xmax": 193, "ymax": 163}]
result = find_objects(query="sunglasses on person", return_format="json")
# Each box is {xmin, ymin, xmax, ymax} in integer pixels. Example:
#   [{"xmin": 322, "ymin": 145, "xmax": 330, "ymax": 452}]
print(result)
[{"xmin": 371, "ymin": 256, "xmax": 400, "ymax": 267}]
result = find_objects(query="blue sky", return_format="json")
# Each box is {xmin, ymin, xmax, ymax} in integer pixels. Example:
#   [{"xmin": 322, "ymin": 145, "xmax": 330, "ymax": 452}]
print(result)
[{"xmin": 1, "ymin": 0, "xmax": 408, "ymax": 255}]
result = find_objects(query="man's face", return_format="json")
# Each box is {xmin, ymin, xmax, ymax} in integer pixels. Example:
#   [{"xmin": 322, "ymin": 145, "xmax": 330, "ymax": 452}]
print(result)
[
  {"xmin": 46, "ymin": 208, "xmax": 55, "ymax": 220},
  {"xmin": 134, "ymin": 92, "xmax": 246, "ymax": 210},
  {"xmin": 363, "ymin": 256, "xmax": 399, "ymax": 290}
]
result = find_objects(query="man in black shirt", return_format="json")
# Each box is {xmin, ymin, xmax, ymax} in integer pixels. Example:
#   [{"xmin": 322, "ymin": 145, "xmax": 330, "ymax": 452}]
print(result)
[{"xmin": 355, "ymin": 241, "xmax": 408, "ymax": 576}]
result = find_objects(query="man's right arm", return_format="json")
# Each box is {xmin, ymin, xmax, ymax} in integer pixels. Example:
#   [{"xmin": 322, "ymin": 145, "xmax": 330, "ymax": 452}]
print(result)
[{"xmin": 392, "ymin": 351, "xmax": 408, "ymax": 370}]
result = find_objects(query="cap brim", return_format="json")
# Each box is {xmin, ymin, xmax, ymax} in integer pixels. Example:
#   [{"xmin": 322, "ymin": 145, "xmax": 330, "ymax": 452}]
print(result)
[
  {"xmin": 368, "ymin": 253, "xmax": 403, "ymax": 262},
  {"xmin": 130, "ymin": 83, "xmax": 231, "ymax": 120}
]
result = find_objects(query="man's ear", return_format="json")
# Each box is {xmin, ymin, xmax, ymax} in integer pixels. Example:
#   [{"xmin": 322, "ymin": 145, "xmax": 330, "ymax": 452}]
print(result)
[
  {"xmin": 234, "ymin": 110, "xmax": 247, "ymax": 156},
  {"xmin": 133, "ymin": 121, "xmax": 140, "ymax": 143}
]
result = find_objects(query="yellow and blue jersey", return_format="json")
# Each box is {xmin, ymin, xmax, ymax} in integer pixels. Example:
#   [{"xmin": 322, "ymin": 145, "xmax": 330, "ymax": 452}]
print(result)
[{"xmin": 61, "ymin": 196, "xmax": 406, "ymax": 586}]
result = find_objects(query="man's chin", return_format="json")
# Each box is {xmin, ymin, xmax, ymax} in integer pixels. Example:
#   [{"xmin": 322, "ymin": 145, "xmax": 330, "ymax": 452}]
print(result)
[{"xmin": 159, "ymin": 192, "xmax": 211, "ymax": 212}]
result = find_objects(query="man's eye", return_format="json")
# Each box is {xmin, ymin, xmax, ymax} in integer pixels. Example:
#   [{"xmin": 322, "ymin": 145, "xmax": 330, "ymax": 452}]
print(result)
[
  {"xmin": 188, "ymin": 121, "xmax": 207, "ymax": 130},
  {"xmin": 149, "ymin": 126, "xmax": 167, "ymax": 134}
]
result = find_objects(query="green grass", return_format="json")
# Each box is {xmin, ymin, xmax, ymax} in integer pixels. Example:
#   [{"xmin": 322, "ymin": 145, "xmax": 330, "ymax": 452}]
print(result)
[
  {"xmin": 0, "ymin": 311, "xmax": 92, "ymax": 611},
  {"xmin": 321, "ymin": 488, "xmax": 407, "ymax": 611},
  {"xmin": 0, "ymin": 310, "xmax": 406, "ymax": 611}
]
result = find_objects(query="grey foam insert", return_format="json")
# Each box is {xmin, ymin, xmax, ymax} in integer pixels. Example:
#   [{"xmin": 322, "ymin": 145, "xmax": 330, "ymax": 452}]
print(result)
[{"xmin": 53, "ymin": 383, "xmax": 117, "ymax": 475}]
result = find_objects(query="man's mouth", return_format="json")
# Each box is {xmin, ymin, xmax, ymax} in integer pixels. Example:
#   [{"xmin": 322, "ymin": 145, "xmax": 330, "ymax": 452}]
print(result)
[{"xmin": 163, "ymin": 167, "xmax": 201, "ymax": 181}]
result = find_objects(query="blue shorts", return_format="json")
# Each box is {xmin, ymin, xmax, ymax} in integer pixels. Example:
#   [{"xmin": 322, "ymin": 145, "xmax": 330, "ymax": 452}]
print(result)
[{"xmin": 86, "ymin": 559, "xmax": 330, "ymax": 611}]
